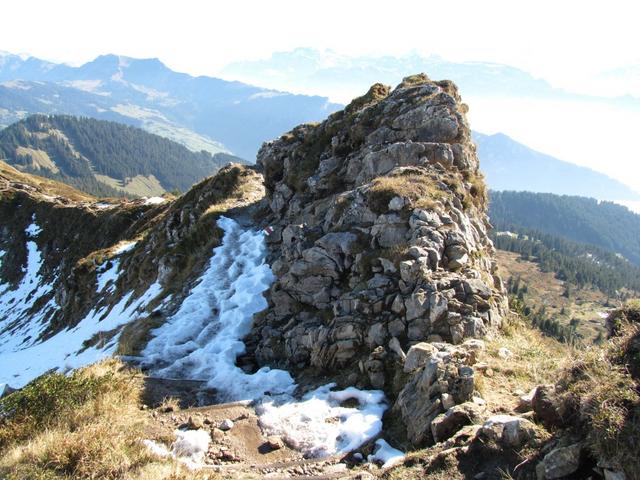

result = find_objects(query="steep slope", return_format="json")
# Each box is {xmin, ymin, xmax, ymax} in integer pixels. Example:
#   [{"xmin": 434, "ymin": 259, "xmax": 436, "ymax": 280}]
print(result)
[
  {"xmin": 0, "ymin": 52, "xmax": 341, "ymax": 159},
  {"xmin": 490, "ymin": 191, "xmax": 640, "ymax": 266},
  {"xmin": 475, "ymin": 132, "xmax": 640, "ymax": 201},
  {"xmin": 0, "ymin": 114, "xmax": 244, "ymax": 197},
  {"xmin": 0, "ymin": 160, "xmax": 265, "ymax": 387}
]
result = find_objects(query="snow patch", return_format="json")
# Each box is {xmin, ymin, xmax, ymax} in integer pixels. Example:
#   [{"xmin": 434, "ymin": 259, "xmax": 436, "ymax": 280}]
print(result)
[
  {"xmin": 171, "ymin": 430, "xmax": 211, "ymax": 468},
  {"xmin": 95, "ymin": 241, "xmax": 137, "ymax": 293},
  {"xmin": 142, "ymin": 216, "xmax": 295, "ymax": 401},
  {"xmin": 0, "ymin": 276, "xmax": 162, "ymax": 388},
  {"xmin": 25, "ymin": 220, "xmax": 42, "ymax": 237},
  {"xmin": 143, "ymin": 430, "xmax": 211, "ymax": 469},
  {"xmin": 142, "ymin": 439, "xmax": 171, "ymax": 458},
  {"xmin": 258, "ymin": 384, "xmax": 386, "ymax": 457},
  {"xmin": 368, "ymin": 439, "xmax": 405, "ymax": 469},
  {"xmin": 143, "ymin": 196, "xmax": 166, "ymax": 205}
]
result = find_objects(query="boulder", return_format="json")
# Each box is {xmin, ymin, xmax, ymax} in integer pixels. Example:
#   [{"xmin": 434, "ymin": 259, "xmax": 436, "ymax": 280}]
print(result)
[
  {"xmin": 431, "ymin": 402, "xmax": 485, "ymax": 443},
  {"xmin": 404, "ymin": 342, "xmax": 438, "ymax": 372},
  {"xmin": 538, "ymin": 443, "xmax": 582, "ymax": 479},
  {"xmin": 479, "ymin": 415, "xmax": 537, "ymax": 449}
]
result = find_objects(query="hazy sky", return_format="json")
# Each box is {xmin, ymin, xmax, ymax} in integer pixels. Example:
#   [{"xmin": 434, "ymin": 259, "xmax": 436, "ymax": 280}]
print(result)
[
  {"xmin": 2, "ymin": 0, "xmax": 639, "ymax": 93},
  {"xmin": 2, "ymin": 0, "xmax": 640, "ymax": 196}
]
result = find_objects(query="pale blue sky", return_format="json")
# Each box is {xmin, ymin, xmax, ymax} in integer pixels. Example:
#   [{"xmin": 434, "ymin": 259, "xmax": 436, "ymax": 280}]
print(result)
[
  {"xmin": 1, "ymin": 0, "xmax": 638, "ymax": 95},
  {"xmin": 2, "ymin": 0, "xmax": 640, "ymax": 196}
]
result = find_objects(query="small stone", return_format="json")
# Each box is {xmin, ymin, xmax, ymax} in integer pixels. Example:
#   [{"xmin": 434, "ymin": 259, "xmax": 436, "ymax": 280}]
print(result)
[
  {"xmin": 188, "ymin": 415, "xmax": 204, "ymax": 430},
  {"xmin": 211, "ymin": 428, "xmax": 225, "ymax": 440},
  {"xmin": 480, "ymin": 415, "xmax": 537, "ymax": 449},
  {"xmin": 379, "ymin": 257, "xmax": 397, "ymax": 274},
  {"xmin": 388, "ymin": 196, "xmax": 407, "ymax": 211},
  {"xmin": 541, "ymin": 443, "xmax": 582, "ymax": 479},
  {"xmin": 404, "ymin": 342, "xmax": 438, "ymax": 372},
  {"xmin": 431, "ymin": 402, "xmax": 485, "ymax": 443},
  {"xmin": 604, "ymin": 470, "xmax": 626, "ymax": 480},
  {"xmin": 517, "ymin": 388, "xmax": 537, "ymax": 412},
  {"xmin": 441, "ymin": 393, "xmax": 455, "ymax": 410},
  {"xmin": 266, "ymin": 435, "xmax": 284, "ymax": 450},
  {"xmin": 497, "ymin": 347, "xmax": 512, "ymax": 359},
  {"xmin": 532, "ymin": 384, "xmax": 564, "ymax": 428},
  {"xmin": 388, "ymin": 337, "xmax": 406, "ymax": 361},
  {"xmin": 219, "ymin": 419, "xmax": 234, "ymax": 431}
]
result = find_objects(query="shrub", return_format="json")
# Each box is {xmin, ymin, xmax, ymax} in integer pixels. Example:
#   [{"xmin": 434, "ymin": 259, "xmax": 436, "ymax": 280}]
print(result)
[
  {"xmin": 606, "ymin": 299, "xmax": 640, "ymax": 337},
  {"xmin": 0, "ymin": 367, "xmax": 117, "ymax": 446}
]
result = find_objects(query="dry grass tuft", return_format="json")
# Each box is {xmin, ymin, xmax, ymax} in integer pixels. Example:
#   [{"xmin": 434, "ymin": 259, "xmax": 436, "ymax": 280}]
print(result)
[
  {"xmin": 556, "ymin": 320, "xmax": 640, "ymax": 478},
  {"xmin": 0, "ymin": 359, "xmax": 211, "ymax": 480},
  {"xmin": 367, "ymin": 173, "xmax": 445, "ymax": 214},
  {"xmin": 480, "ymin": 315, "xmax": 571, "ymax": 410}
]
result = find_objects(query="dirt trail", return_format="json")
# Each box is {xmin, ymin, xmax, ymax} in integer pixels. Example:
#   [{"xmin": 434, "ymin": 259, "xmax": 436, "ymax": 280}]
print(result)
[{"xmin": 141, "ymin": 378, "xmax": 377, "ymax": 479}]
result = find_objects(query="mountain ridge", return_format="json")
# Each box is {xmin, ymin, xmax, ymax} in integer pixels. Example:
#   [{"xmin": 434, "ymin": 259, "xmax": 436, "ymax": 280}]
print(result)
[
  {"xmin": 476, "ymin": 131, "xmax": 640, "ymax": 201},
  {"xmin": 489, "ymin": 190, "xmax": 640, "ymax": 266},
  {"xmin": 0, "ymin": 114, "xmax": 244, "ymax": 197},
  {"xmin": 0, "ymin": 51, "xmax": 342, "ymax": 160}
]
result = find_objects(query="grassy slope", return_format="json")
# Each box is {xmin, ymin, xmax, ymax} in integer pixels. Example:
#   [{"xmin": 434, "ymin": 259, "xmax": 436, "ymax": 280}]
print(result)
[{"xmin": 0, "ymin": 160, "xmax": 95, "ymax": 202}]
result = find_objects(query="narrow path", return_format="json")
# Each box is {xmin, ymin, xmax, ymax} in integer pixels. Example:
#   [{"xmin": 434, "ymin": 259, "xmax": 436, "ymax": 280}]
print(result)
[{"xmin": 138, "ymin": 216, "xmax": 392, "ymax": 472}]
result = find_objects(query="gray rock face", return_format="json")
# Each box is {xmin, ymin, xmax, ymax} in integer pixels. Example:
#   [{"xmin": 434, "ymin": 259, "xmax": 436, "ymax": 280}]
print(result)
[{"xmin": 250, "ymin": 74, "xmax": 508, "ymax": 445}]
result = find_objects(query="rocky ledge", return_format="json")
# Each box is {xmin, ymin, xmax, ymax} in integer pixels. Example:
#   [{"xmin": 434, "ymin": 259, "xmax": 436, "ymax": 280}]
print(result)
[{"xmin": 246, "ymin": 74, "xmax": 509, "ymax": 446}]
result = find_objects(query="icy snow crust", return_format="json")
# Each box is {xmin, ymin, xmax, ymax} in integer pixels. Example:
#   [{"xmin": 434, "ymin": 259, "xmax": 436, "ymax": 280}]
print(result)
[
  {"xmin": 143, "ymin": 217, "xmax": 389, "ymax": 457},
  {"xmin": 368, "ymin": 439, "xmax": 405, "ymax": 468},
  {"xmin": 143, "ymin": 430, "xmax": 211, "ymax": 469},
  {"xmin": 0, "ymin": 223, "xmax": 159, "ymax": 388}
]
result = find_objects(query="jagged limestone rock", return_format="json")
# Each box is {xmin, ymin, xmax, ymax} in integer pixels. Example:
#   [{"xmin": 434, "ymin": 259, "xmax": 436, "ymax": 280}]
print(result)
[{"xmin": 249, "ymin": 73, "xmax": 508, "ymax": 445}]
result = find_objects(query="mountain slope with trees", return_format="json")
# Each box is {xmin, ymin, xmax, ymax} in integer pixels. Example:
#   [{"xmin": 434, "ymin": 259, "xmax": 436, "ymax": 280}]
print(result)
[
  {"xmin": 0, "ymin": 52, "xmax": 341, "ymax": 160},
  {"xmin": 0, "ymin": 114, "xmax": 243, "ymax": 197},
  {"xmin": 490, "ymin": 191, "xmax": 640, "ymax": 266}
]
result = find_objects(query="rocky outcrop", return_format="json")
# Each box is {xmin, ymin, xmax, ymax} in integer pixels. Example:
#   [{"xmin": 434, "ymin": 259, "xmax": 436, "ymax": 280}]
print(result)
[{"xmin": 248, "ymin": 74, "xmax": 508, "ymax": 445}]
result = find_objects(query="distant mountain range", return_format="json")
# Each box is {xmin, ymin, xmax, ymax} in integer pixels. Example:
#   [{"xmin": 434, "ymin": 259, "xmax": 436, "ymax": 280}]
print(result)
[
  {"xmin": 475, "ymin": 132, "xmax": 640, "ymax": 201},
  {"xmin": 489, "ymin": 191, "xmax": 640, "ymax": 266},
  {"xmin": 220, "ymin": 48, "xmax": 640, "ymax": 197},
  {"xmin": 0, "ymin": 114, "xmax": 242, "ymax": 197},
  {"xmin": 220, "ymin": 48, "xmax": 640, "ymax": 108},
  {"xmin": 2, "ymin": 50, "xmax": 639, "ymax": 203},
  {"xmin": 0, "ymin": 52, "xmax": 340, "ymax": 160}
]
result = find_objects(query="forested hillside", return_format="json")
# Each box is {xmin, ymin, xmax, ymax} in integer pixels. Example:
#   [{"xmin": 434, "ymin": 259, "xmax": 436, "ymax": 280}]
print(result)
[
  {"xmin": 490, "ymin": 191, "xmax": 640, "ymax": 265},
  {"xmin": 0, "ymin": 115, "xmax": 244, "ymax": 197},
  {"xmin": 491, "ymin": 226, "xmax": 640, "ymax": 297}
]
